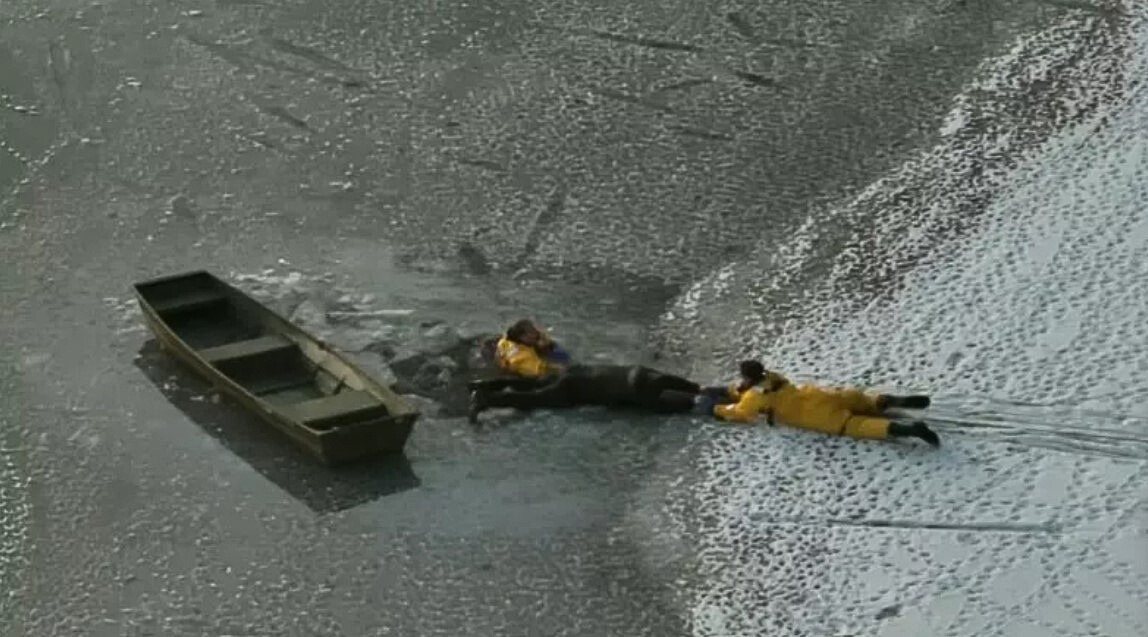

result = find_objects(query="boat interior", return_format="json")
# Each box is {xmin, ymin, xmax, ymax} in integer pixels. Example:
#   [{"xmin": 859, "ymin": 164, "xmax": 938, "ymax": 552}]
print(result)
[{"xmin": 137, "ymin": 272, "xmax": 391, "ymax": 431}]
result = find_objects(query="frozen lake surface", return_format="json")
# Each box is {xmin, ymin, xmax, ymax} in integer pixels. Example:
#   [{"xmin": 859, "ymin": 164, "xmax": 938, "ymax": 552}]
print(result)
[{"xmin": 2, "ymin": 1, "xmax": 1145, "ymax": 635}]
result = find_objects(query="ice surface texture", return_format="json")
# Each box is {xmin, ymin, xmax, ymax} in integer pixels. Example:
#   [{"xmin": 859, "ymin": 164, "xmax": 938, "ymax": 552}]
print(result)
[
  {"xmin": 655, "ymin": 5, "xmax": 1148, "ymax": 637},
  {"xmin": 2, "ymin": 1, "xmax": 1146, "ymax": 636}
]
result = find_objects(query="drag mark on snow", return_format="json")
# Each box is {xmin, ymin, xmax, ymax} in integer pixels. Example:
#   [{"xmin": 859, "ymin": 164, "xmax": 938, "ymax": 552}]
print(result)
[
  {"xmin": 182, "ymin": 32, "xmax": 366, "ymax": 91},
  {"xmin": 821, "ymin": 518, "xmax": 1058, "ymax": 534},
  {"xmin": 264, "ymin": 34, "xmax": 362, "ymax": 76},
  {"xmin": 579, "ymin": 29, "xmax": 705, "ymax": 54},
  {"xmin": 664, "ymin": 125, "xmax": 736, "ymax": 142},
  {"xmin": 728, "ymin": 70, "xmax": 777, "ymax": 89},
  {"xmin": 589, "ymin": 87, "xmax": 677, "ymax": 114},
  {"xmin": 649, "ymin": 78, "xmax": 713, "ymax": 96},
  {"xmin": 514, "ymin": 184, "xmax": 569, "ymax": 271}
]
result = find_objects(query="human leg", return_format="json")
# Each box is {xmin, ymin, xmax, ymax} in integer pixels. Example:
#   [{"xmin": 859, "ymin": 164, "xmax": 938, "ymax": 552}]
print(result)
[
  {"xmin": 779, "ymin": 397, "xmax": 858, "ymax": 436},
  {"xmin": 822, "ymin": 388, "xmax": 884, "ymax": 415},
  {"xmin": 878, "ymin": 394, "xmax": 931, "ymax": 410},
  {"xmin": 810, "ymin": 409, "xmax": 939, "ymax": 446},
  {"xmin": 788, "ymin": 409, "xmax": 894, "ymax": 442},
  {"xmin": 467, "ymin": 376, "xmax": 546, "ymax": 393},
  {"xmin": 482, "ymin": 379, "xmax": 577, "ymax": 410},
  {"xmin": 833, "ymin": 411, "xmax": 940, "ymax": 446},
  {"xmin": 813, "ymin": 386, "xmax": 931, "ymax": 414},
  {"xmin": 781, "ymin": 393, "xmax": 939, "ymax": 445},
  {"xmin": 636, "ymin": 367, "xmax": 701, "ymax": 398},
  {"xmin": 655, "ymin": 373, "xmax": 702, "ymax": 395},
  {"xmin": 887, "ymin": 420, "xmax": 940, "ymax": 446},
  {"xmin": 838, "ymin": 414, "xmax": 892, "ymax": 439},
  {"xmin": 641, "ymin": 389, "xmax": 698, "ymax": 414},
  {"xmin": 468, "ymin": 376, "xmax": 575, "ymax": 423}
]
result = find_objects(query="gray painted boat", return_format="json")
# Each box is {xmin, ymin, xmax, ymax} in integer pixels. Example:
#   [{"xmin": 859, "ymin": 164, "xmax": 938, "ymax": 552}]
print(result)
[{"xmin": 133, "ymin": 269, "xmax": 419, "ymax": 465}]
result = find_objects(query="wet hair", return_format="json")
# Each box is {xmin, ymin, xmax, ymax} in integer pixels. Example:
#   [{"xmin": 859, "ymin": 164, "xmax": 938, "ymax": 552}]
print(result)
[
  {"xmin": 506, "ymin": 318, "xmax": 538, "ymax": 343},
  {"xmin": 739, "ymin": 360, "xmax": 766, "ymax": 383}
]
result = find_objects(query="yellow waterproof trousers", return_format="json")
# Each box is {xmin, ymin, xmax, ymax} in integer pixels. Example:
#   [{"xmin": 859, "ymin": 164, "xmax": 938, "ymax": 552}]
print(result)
[{"xmin": 773, "ymin": 386, "xmax": 891, "ymax": 440}]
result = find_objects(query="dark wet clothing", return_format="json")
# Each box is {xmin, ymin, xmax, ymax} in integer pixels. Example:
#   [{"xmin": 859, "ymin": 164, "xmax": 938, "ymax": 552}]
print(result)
[
  {"xmin": 478, "ymin": 364, "xmax": 701, "ymax": 414},
  {"xmin": 468, "ymin": 375, "xmax": 549, "ymax": 394}
]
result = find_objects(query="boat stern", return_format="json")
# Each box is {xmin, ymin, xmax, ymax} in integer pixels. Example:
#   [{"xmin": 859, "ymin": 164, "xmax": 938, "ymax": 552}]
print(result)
[{"xmin": 316, "ymin": 412, "xmax": 419, "ymax": 466}]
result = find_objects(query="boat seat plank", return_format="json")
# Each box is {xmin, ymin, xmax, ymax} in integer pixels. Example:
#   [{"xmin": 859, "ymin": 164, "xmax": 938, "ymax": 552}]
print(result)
[
  {"xmin": 284, "ymin": 389, "xmax": 388, "ymax": 427},
  {"xmin": 246, "ymin": 375, "xmax": 315, "ymax": 397},
  {"xmin": 199, "ymin": 334, "xmax": 297, "ymax": 366},
  {"xmin": 151, "ymin": 289, "xmax": 229, "ymax": 315}
]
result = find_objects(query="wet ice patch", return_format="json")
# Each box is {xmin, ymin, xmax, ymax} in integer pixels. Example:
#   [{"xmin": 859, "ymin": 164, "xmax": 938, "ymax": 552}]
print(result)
[
  {"xmin": 223, "ymin": 267, "xmax": 488, "ymax": 411},
  {"xmin": 230, "ymin": 267, "xmax": 331, "ymax": 317},
  {"xmin": 103, "ymin": 295, "xmax": 143, "ymax": 335},
  {"xmin": 228, "ymin": 266, "xmax": 407, "ymax": 352}
]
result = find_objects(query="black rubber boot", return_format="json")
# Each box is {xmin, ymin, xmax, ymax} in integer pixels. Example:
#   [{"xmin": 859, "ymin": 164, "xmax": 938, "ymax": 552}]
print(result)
[
  {"xmin": 881, "ymin": 394, "xmax": 931, "ymax": 410},
  {"xmin": 888, "ymin": 420, "xmax": 940, "ymax": 447},
  {"xmin": 467, "ymin": 390, "xmax": 488, "ymax": 424}
]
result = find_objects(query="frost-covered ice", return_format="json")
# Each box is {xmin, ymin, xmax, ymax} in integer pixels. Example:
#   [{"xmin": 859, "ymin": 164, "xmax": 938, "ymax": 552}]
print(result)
[
  {"xmin": 0, "ymin": 441, "xmax": 30, "ymax": 615},
  {"xmin": 3, "ymin": 0, "xmax": 1147, "ymax": 635},
  {"xmin": 656, "ymin": 5, "xmax": 1148, "ymax": 636}
]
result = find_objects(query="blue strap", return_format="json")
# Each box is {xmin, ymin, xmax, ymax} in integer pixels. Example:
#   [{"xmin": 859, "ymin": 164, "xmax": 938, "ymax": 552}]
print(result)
[
  {"xmin": 701, "ymin": 385, "xmax": 729, "ymax": 401},
  {"xmin": 693, "ymin": 393, "xmax": 718, "ymax": 416},
  {"xmin": 545, "ymin": 345, "xmax": 572, "ymax": 364}
]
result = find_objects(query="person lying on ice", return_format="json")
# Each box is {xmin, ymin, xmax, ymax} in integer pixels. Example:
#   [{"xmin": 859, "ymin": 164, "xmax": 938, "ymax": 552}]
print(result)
[
  {"xmin": 695, "ymin": 360, "xmax": 940, "ymax": 446},
  {"xmin": 495, "ymin": 318, "xmax": 572, "ymax": 376},
  {"xmin": 467, "ymin": 363, "xmax": 703, "ymax": 424},
  {"xmin": 470, "ymin": 318, "xmax": 575, "ymax": 396}
]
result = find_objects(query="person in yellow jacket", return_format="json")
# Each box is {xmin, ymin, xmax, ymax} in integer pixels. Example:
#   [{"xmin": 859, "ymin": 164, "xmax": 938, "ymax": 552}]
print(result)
[
  {"xmin": 493, "ymin": 318, "xmax": 572, "ymax": 379},
  {"xmin": 697, "ymin": 360, "xmax": 940, "ymax": 446},
  {"xmin": 468, "ymin": 318, "xmax": 574, "ymax": 399}
]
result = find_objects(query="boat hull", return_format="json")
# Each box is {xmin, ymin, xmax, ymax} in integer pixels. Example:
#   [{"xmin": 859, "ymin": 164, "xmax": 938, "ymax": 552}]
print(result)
[{"xmin": 134, "ymin": 270, "xmax": 419, "ymax": 466}]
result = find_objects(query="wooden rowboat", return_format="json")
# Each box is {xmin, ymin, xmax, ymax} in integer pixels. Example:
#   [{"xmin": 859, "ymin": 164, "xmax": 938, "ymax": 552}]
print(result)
[{"xmin": 133, "ymin": 269, "xmax": 420, "ymax": 465}]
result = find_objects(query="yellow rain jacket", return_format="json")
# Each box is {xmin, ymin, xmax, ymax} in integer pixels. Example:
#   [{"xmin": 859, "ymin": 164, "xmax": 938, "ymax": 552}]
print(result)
[
  {"xmin": 713, "ymin": 371, "xmax": 891, "ymax": 440},
  {"xmin": 494, "ymin": 334, "xmax": 563, "ymax": 379}
]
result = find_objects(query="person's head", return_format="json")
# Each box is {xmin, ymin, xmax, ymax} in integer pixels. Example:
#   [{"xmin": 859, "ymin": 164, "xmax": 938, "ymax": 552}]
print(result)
[
  {"xmin": 506, "ymin": 318, "xmax": 544, "ymax": 347},
  {"xmin": 738, "ymin": 360, "xmax": 766, "ymax": 385}
]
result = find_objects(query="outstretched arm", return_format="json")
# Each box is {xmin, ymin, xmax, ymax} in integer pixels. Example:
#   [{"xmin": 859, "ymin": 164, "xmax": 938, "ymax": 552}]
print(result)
[
  {"xmin": 543, "ymin": 343, "xmax": 572, "ymax": 365},
  {"xmin": 500, "ymin": 342, "xmax": 554, "ymax": 378},
  {"xmin": 713, "ymin": 387, "xmax": 770, "ymax": 424},
  {"xmin": 483, "ymin": 375, "xmax": 571, "ymax": 409},
  {"xmin": 533, "ymin": 330, "xmax": 571, "ymax": 364},
  {"xmin": 700, "ymin": 383, "xmax": 741, "ymax": 403}
]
